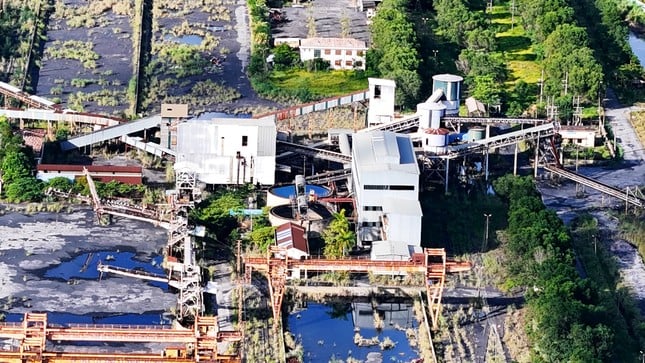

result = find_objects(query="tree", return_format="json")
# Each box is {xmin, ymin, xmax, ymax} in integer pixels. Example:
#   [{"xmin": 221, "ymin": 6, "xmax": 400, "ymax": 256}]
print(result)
[
  {"xmin": 272, "ymin": 43, "xmax": 299, "ymax": 71},
  {"xmin": 1, "ymin": 149, "xmax": 31, "ymax": 185},
  {"xmin": 471, "ymin": 75, "xmax": 503, "ymax": 111},
  {"xmin": 5, "ymin": 177, "xmax": 42, "ymax": 202},
  {"xmin": 322, "ymin": 209, "xmax": 355, "ymax": 258}
]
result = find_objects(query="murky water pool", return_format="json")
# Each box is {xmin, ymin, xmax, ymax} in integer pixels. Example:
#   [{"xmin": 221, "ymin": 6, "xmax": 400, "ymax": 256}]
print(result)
[{"xmin": 287, "ymin": 302, "xmax": 420, "ymax": 363}]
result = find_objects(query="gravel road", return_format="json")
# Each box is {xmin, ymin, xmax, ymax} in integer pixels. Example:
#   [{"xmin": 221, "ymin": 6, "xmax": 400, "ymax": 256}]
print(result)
[{"xmin": 539, "ymin": 88, "xmax": 645, "ymax": 310}]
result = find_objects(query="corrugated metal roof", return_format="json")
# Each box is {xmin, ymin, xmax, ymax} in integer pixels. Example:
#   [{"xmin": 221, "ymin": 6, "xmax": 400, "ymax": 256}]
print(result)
[
  {"xmin": 300, "ymin": 37, "xmax": 367, "ymax": 49},
  {"xmin": 352, "ymin": 131, "xmax": 419, "ymax": 174},
  {"xmin": 370, "ymin": 240, "xmax": 411, "ymax": 261}
]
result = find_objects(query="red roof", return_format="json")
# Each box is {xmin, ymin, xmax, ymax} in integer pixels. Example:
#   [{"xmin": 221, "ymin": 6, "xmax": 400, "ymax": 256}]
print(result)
[
  {"xmin": 37, "ymin": 164, "xmax": 142, "ymax": 173},
  {"xmin": 275, "ymin": 222, "xmax": 308, "ymax": 254}
]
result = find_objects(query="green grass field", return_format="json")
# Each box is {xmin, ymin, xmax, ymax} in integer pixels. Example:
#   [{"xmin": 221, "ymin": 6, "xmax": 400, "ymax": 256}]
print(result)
[
  {"xmin": 268, "ymin": 69, "xmax": 368, "ymax": 98},
  {"xmin": 491, "ymin": 6, "xmax": 542, "ymax": 85}
]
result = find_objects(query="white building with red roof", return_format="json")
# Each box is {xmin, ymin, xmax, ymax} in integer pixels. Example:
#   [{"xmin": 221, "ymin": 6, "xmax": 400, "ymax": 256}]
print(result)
[{"xmin": 299, "ymin": 37, "xmax": 367, "ymax": 70}]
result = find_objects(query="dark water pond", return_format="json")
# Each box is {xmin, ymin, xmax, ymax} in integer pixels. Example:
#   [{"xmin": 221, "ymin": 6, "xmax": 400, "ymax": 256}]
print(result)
[
  {"xmin": 288, "ymin": 302, "xmax": 420, "ymax": 363},
  {"xmin": 44, "ymin": 251, "xmax": 167, "ymax": 290}
]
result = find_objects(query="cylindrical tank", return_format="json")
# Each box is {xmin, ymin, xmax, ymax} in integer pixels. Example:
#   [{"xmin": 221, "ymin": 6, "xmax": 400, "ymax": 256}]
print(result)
[
  {"xmin": 424, "ymin": 128, "xmax": 449, "ymax": 148},
  {"xmin": 268, "ymin": 203, "xmax": 333, "ymax": 238},
  {"xmin": 267, "ymin": 184, "xmax": 331, "ymax": 207},
  {"xmin": 417, "ymin": 102, "xmax": 446, "ymax": 130},
  {"xmin": 432, "ymin": 74, "xmax": 463, "ymax": 115},
  {"xmin": 432, "ymin": 74, "xmax": 463, "ymax": 101},
  {"xmin": 468, "ymin": 127, "xmax": 486, "ymax": 141}
]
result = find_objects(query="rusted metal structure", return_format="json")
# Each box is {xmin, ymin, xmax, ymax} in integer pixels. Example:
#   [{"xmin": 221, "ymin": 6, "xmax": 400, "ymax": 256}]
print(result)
[
  {"xmin": 243, "ymin": 247, "xmax": 471, "ymax": 330},
  {"xmin": 0, "ymin": 313, "xmax": 242, "ymax": 362}
]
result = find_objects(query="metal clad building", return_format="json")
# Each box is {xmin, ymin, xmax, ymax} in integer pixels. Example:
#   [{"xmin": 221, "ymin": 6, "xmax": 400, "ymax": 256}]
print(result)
[
  {"xmin": 176, "ymin": 117, "xmax": 276, "ymax": 185},
  {"xmin": 351, "ymin": 131, "xmax": 422, "ymax": 249}
]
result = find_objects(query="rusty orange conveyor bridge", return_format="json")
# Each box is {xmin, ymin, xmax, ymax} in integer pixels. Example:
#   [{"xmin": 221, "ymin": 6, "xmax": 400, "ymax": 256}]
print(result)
[
  {"xmin": 0, "ymin": 313, "xmax": 242, "ymax": 362},
  {"xmin": 243, "ymin": 247, "xmax": 471, "ymax": 331}
]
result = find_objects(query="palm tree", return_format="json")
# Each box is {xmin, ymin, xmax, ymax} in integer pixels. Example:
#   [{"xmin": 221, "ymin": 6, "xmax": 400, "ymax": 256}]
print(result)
[{"xmin": 323, "ymin": 209, "xmax": 356, "ymax": 258}]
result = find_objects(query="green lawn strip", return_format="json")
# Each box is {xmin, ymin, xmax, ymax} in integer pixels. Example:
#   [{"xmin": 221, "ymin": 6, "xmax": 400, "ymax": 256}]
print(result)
[
  {"xmin": 268, "ymin": 69, "xmax": 368, "ymax": 98},
  {"xmin": 490, "ymin": 5, "xmax": 541, "ymax": 87}
]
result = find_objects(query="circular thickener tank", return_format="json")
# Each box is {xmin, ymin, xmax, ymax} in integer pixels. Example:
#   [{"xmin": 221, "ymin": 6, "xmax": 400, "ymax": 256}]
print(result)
[
  {"xmin": 267, "ymin": 184, "xmax": 331, "ymax": 207},
  {"xmin": 425, "ymin": 128, "xmax": 449, "ymax": 147},
  {"xmin": 468, "ymin": 127, "xmax": 486, "ymax": 141},
  {"xmin": 268, "ymin": 203, "xmax": 333, "ymax": 238},
  {"xmin": 432, "ymin": 74, "xmax": 463, "ymax": 102}
]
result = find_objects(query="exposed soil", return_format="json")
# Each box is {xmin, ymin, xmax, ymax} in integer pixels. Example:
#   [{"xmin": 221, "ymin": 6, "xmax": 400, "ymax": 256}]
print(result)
[
  {"xmin": 0, "ymin": 208, "xmax": 175, "ymax": 316},
  {"xmin": 37, "ymin": 1, "xmax": 133, "ymax": 116}
]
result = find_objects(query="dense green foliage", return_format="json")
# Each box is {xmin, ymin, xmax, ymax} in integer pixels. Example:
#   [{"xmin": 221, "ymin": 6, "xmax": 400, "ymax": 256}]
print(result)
[
  {"xmin": 369, "ymin": 0, "xmax": 421, "ymax": 108},
  {"xmin": 493, "ymin": 175, "xmax": 642, "ymax": 361},
  {"xmin": 0, "ymin": 117, "xmax": 41, "ymax": 202}
]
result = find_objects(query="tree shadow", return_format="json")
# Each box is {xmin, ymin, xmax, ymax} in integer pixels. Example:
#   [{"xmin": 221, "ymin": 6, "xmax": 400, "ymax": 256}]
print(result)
[{"xmin": 497, "ymin": 35, "xmax": 532, "ymax": 54}]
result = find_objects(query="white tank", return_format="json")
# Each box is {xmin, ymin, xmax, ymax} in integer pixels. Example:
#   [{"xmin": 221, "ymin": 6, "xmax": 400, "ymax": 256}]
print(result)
[
  {"xmin": 417, "ymin": 102, "xmax": 446, "ymax": 130},
  {"xmin": 424, "ymin": 128, "xmax": 450, "ymax": 149}
]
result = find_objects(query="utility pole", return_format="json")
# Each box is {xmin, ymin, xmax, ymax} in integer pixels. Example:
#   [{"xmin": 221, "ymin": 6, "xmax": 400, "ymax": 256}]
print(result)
[
  {"xmin": 538, "ymin": 70, "xmax": 544, "ymax": 104},
  {"xmin": 572, "ymin": 95, "xmax": 582, "ymax": 126},
  {"xmin": 510, "ymin": 0, "xmax": 516, "ymax": 30},
  {"xmin": 562, "ymin": 71, "xmax": 569, "ymax": 96}
]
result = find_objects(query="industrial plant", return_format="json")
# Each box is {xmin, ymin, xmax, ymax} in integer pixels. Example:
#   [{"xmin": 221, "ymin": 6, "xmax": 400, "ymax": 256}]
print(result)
[{"xmin": 0, "ymin": 70, "xmax": 643, "ymax": 362}]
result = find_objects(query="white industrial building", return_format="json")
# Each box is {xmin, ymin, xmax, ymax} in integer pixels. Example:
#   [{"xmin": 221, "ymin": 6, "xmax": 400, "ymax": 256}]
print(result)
[
  {"xmin": 351, "ymin": 130, "xmax": 422, "ymax": 254},
  {"xmin": 176, "ymin": 117, "xmax": 276, "ymax": 185},
  {"xmin": 367, "ymin": 78, "xmax": 396, "ymax": 126}
]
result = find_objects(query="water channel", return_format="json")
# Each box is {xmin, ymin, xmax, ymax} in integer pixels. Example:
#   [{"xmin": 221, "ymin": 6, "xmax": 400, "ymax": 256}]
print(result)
[
  {"xmin": 287, "ymin": 302, "xmax": 420, "ymax": 363},
  {"xmin": 628, "ymin": 32, "xmax": 645, "ymax": 67}
]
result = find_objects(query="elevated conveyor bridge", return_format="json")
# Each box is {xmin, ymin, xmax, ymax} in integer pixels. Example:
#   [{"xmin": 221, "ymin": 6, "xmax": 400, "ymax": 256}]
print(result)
[
  {"xmin": 61, "ymin": 115, "xmax": 162, "ymax": 150},
  {"xmin": 544, "ymin": 165, "xmax": 645, "ymax": 208},
  {"xmin": 277, "ymin": 140, "xmax": 352, "ymax": 163}
]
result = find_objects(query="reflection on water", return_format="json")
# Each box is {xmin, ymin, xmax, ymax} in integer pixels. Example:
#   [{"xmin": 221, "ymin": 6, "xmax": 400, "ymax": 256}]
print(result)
[
  {"xmin": 44, "ymin": 251, "xmax": 167, "ymax": 289},
  {"xmin": 164, "ymin": 34, "xmax": 203, "ymax": 45},
  {"xmin": 5, "ymin": 311, "xmax": 171, "ymax": 326},
  {"xmin": 288, "ymin": 302, "xmax": 420, "ymax": 363}
]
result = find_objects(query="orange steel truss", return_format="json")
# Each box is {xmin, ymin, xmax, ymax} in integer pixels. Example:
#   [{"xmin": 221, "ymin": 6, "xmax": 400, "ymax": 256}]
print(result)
[
  {"xmin": 243, "ymin": 247, "xmax": 470, "ymax": 331},
  {"xmin": 0, "ymin": 314, "xmax": 242, "ymax": 362}
]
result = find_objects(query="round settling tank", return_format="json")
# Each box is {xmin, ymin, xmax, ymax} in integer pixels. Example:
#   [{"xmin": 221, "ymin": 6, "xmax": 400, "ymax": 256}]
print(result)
[
  {"xmin": 267, "ymin": 184, "xmax": 331, "ymax": 207},
  {"xmin": 268, "ymin": 203, "xmax": 333, "ymax": 238},
  {"xmin": 468, "ymin": 127, "xmax": 486, "ymax": 141}
]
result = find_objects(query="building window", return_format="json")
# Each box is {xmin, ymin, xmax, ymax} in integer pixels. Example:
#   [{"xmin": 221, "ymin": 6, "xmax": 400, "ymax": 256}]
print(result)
[
  {"xmin": 363, "ymin": 206, "xmax": 383, "ymax": 211},
  {"xmin": 364, "ymin": 184, "xmax": 415, "ymax": 191},
  {"xmin": 335, "ymin": 49, "xmax": 341, "ymax": 55},
  {"xmin": 242, "ymin": 135, "xmax": 248, "ymax": 146},
  {"xmin": 345, "ymin": 60, "xmax": 353, "ymax": 66},
  {"xmin": 374, "ymin": 85, "xmax": 381, "ymax": 99},
  {"xmin": 576, "ymin": 138, "xmax": 582, "ymax": 144},
  {"xmin": 360, "ymin": 221, "xmax": 382, "ymax": 227},
  {"xmin": 324, "ymin": 49, "xmax": 331, "ymax": 55},
  {"xmin": 346, "ymin": 50, "xmax": 352, "ymax": 56},
  {"xmin": 354, "ymin": 60, "xmax": 363, "ymax": 68},
  {"xmin": 334, "ymin": 60, "xmax": 341, "ymax": 66},
  {"xmin": 389, "ymin": 185, "xmax": 415, "ymax": 191},
  {"xmin": 357, "ymin": 50, "xmax": 364, "ymax": 56},
  {"xmin": 314, "ymin": 49, "xmax": 321, "ymax": 58}
]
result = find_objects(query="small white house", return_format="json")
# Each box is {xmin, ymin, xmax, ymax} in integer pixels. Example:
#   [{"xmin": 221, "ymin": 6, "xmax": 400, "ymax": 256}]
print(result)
[
  {"xmin": 559, "ymin": 126, "xmax": 596, "ymax": 148},
  {"xmin": 176, "ymin": 117, "xmax": 276, "ymax": 185},
  {"xmin": 299, "ymin": 37, "xmax": 367, "ymax": 70},
  {"xmin": 275, "ymin": 222, "xmax": 309, "ymax": 260}
]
